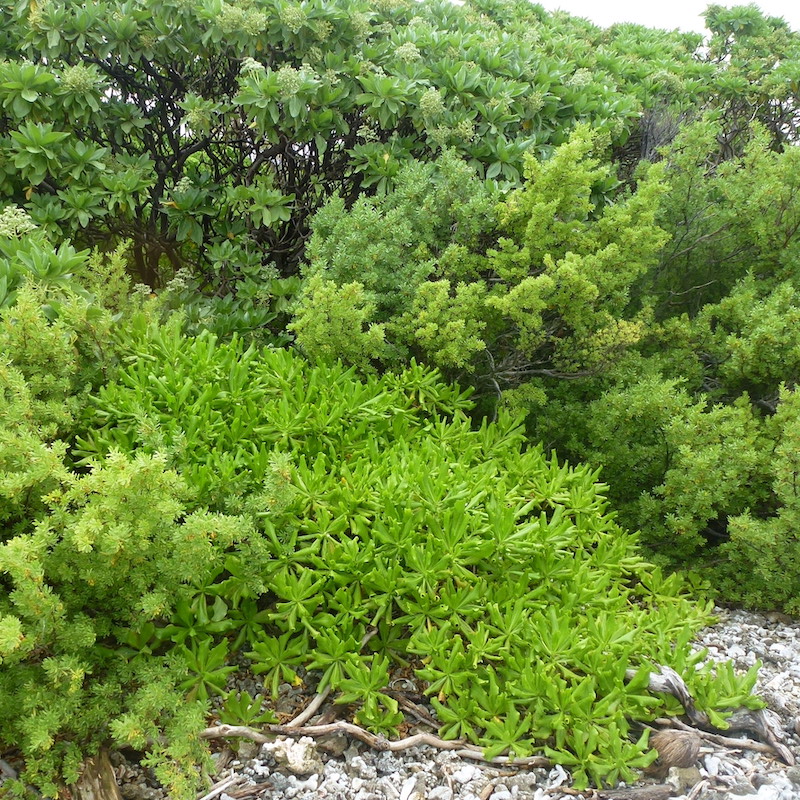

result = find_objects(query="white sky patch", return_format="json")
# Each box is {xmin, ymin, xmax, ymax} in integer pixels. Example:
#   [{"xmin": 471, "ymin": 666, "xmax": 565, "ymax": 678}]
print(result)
[{"xmin": 539, "ymin": 0, "xmax": 800, "ymax": 34}]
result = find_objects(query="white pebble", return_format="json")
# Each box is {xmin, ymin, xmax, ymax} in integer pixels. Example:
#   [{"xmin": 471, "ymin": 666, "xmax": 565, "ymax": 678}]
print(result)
[
  {"xmin": 399, "ymin": 776, "xmax": 417, "ymax": 800},
  {"xmin": 703, "ymin": 755, "xmax": 721, "ymax": 777},
  {"xmin": 452, "ymin": 765, "xmax": 480, "ymax": 784},
  {"xmin": 771, "ymin": 643, "xmax": 793, "ymax": 659},
  {"xmin": 547, "ymin": 765, "xmax": 568, "ymax": 788},
  {"xmin": 299, "ymin": 774, "xmax": 319, "ymax": 791}
]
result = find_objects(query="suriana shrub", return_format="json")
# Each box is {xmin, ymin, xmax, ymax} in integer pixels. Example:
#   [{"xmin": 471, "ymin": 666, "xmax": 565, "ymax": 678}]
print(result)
[
  {"xmin": 291, "ymin": 126, "xmax": 669, "ymax": 379},
  {"xmin": 0, "ymin": 324, "xmax": 753, "ymax": 794},
  {"xmin": 717, "ymin": 386, "xmax": 800, "ymax": 612}
]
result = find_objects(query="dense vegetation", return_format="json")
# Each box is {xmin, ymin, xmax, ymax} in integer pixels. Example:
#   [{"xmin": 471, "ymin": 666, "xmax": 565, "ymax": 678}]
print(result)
[{"xmin": 1, "ymin": 0, "xmax": 799, "ymax": 796}]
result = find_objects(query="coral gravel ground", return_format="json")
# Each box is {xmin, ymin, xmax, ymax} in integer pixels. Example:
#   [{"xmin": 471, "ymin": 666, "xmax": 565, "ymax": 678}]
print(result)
[{"xmin": 105, "ymin": 608, "xmax": 800, "ymax": 800}]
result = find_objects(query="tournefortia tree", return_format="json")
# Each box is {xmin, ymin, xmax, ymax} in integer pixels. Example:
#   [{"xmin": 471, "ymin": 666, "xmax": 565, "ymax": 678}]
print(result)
[
  {"xmin": 0, "ymin": 0, "xmax": 642, "ymax": 287},
  {"xmin": 1, "ymin": 0, "xmax": 796, "ymax": 287}
]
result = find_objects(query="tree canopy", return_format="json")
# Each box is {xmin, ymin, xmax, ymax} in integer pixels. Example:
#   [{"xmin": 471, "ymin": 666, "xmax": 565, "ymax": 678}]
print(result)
[{"xmin": 2, "ymin": 0, "xmax": 797, "ymax": 288}]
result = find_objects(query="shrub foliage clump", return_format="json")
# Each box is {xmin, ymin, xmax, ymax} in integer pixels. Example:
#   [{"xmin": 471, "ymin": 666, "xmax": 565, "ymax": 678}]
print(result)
[
  {"xmin": 292, "ymin": 114, "xmax": 800, "ymax": 613},
  {"xmin": 0, "ymin": 325, "xmax": 747, "ymax": 792}
]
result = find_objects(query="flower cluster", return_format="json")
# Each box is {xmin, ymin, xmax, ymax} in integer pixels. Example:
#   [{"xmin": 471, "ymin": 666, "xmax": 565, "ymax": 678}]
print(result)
[
  {"xmin": 394, "ymin": 42, "xmax": 421, "ymax": 62},
  {"xmin": 567, "ymin": 68, "xmax": 593, "ymax": 88},
  {"xmin": 173, "ymin": 177, "xmax": 194, "ymax": 194},
  {"xmin": 275, "ymin": 65, "xmax": 305, "ymax": 96},
  {"xmin": 26, "ymin": 0, "xmax": 50, "ymax": 28},
  {"xmin": 61, "ymin": 63, "xmax": 101, "ymax": 94},
  {"xmin": 312, "ymin": 19, "xmax": 333, "ymax": 41},
  {"xmin": 419, "ymin": 87, "xmax": 445, "ymax": 118},
  {"xmin": 356, "ymin": 123, "xmax": 379, "ymax": 141},
  {"xmin": 217, "ymin": 4, "xmax": 268, "ymax": 35},
  {"xmin": 240, "ymin": 57, "xmax": 265, "ymax": 74},
  {"xmin": 370, "ymin": 0, "xmax": 409, "ymax": 11},
  {"xmin": 349, "ymin": 12, "xmax": 371, "ymax": 41},
  {"xmin": 184, "ymin": 107, "xmax": 210, "ymax": 132},
  {"xmin": 0, "ymin": 205, "xmax": 37, "ymax": 238},
  {"xmin": 278, "ymin": 3, "xmax": 307, "ymax": 34},
  {"xmin": 523, "ymin": 90, "xmax": 545, "ymax": 114}
]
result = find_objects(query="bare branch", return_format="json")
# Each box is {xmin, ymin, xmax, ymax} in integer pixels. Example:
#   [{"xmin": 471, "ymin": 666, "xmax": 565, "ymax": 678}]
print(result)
[{"xmin": 199, "ymin": 722, "xmax": 550, "ymax": 767}]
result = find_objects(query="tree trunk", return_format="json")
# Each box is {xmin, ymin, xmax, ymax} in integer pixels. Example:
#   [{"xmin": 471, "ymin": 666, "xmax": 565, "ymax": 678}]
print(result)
[{"xmin": 70, "ymin": 750, "xmax": 122, "ymax": 800}]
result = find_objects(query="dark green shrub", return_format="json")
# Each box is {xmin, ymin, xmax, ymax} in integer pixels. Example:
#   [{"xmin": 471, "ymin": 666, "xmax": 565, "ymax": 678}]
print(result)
[{"xmin": 290, "ymin": 112, "xmax": 800, "ymax": 613}]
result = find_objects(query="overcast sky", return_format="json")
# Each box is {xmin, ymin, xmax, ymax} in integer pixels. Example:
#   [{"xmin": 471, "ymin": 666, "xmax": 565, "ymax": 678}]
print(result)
[{"xmin": 539, "ymin": 0, "xmax": 800, "ymax": 35}]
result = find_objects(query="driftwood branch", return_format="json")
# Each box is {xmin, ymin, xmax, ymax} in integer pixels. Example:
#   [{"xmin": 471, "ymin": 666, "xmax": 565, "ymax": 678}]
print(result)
[
  {"xmin": 196, "ymin": 773, "xmax": 246, "ymax": 800},
  {"xmin": 626, "ymin": 665, "xmax": 708, "ymax": 727},
  {"xmin": 70, "ymin": 750, "xmax": 122, "ymax": 800},
  {"xmin": 283, "ymin": 629, "xmax": 376, "ymax": 729},
  {"xmin": 668, "ymin": 717, "xmax": 794, "ymax": 764},
  {"xmin": 284, "ymin": 687, "xmax": 331, "ymax": 728},
  {"xmin": 0, "ymin": 759, "xmax": 18, "ymax": 780},
  {"xmin": 724, "ymin": 708, "xmax": 794, "ymax": 765},
  {"xmin": 628, "ymin": 665, "xmax": 794, "ymax": 765},
  {"xmin": 200, "ymin": 725, "xmax": 271, "ymax": 745},
  {"xmin": 561, "ymin": 787, "xmax": 675, "ymax": 800},
  {"xmin": 200, "ymin": 722, "xmax": 549, "ymax": 767}
]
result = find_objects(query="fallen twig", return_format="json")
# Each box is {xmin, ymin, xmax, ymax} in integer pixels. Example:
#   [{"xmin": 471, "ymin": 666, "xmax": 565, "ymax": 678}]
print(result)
[
  {"xmin": 226, "ymin": 786, "xmax": 261, "ymax": 800},
  {"xmin": 452, "ymin": 749, "xmax": 550, "ymax": 767},
  {"xmin": 284, "ymin": 686, "xmax": 331, "ymax": 728},
  {"xmin": 284, "ymin": 629, "xmax": 378, "ymax": 729},
  {"xmin": 686, "ymin": 779, "xmax": 710, "ymax": 800},
  {"xmin": 560, "ymin": 786, "xmax": 674, "ymax": 800},
  {"xmin": 200, "ymin": 725, "xmax": 271, "ymax": 745},
  {"xmin": 667, "ymin": 718, "xmax": 788, "ymax": 760},
  {"xmin": 389, "ymin": 692, "xmax": 440, "ymax": 728},
  {"xmin": 196, "ymin": 772, "xmax": 245, "ymax": 800},
  {"xmin": 200, "ymin": 721, "xmax": 550, "ymax": 766},
  {"xmin": 479, "ymin": 782, "xmax": 496, "ymax": 800}
]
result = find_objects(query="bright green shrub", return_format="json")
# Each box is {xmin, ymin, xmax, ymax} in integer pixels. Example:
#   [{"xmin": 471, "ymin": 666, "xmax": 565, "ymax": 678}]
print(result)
[
  {"xmin": 718, "ymin": 387, "xmax": 800, "ymax": 612},
  {"xmin": 0, "ymin": 281, "xmax": 123, "ymax": 535},
  {"xmin": 0, "ymin": 206, "xmax": 149, "ymax": 536},
  {"xmin": 71, "ymin": 327, "xmax": 761, "ymax": 791},
  {"xmin": 289, "ymin": 273, "xmax": 390, "ymax": 369},
  {"xmin": 0, "ymin": 450, "xmax": 251, "ymax": 797},
  {"xmin": 691, "ymin": 279, "xmax": 800, "ymax": 406},
  {"xmin": 76, "ymin": 318, "xmax": 474, "ymax": 511},
  {"xmin": 0, "ymin": 224, "xmax": 231, "ymax": 796}
]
